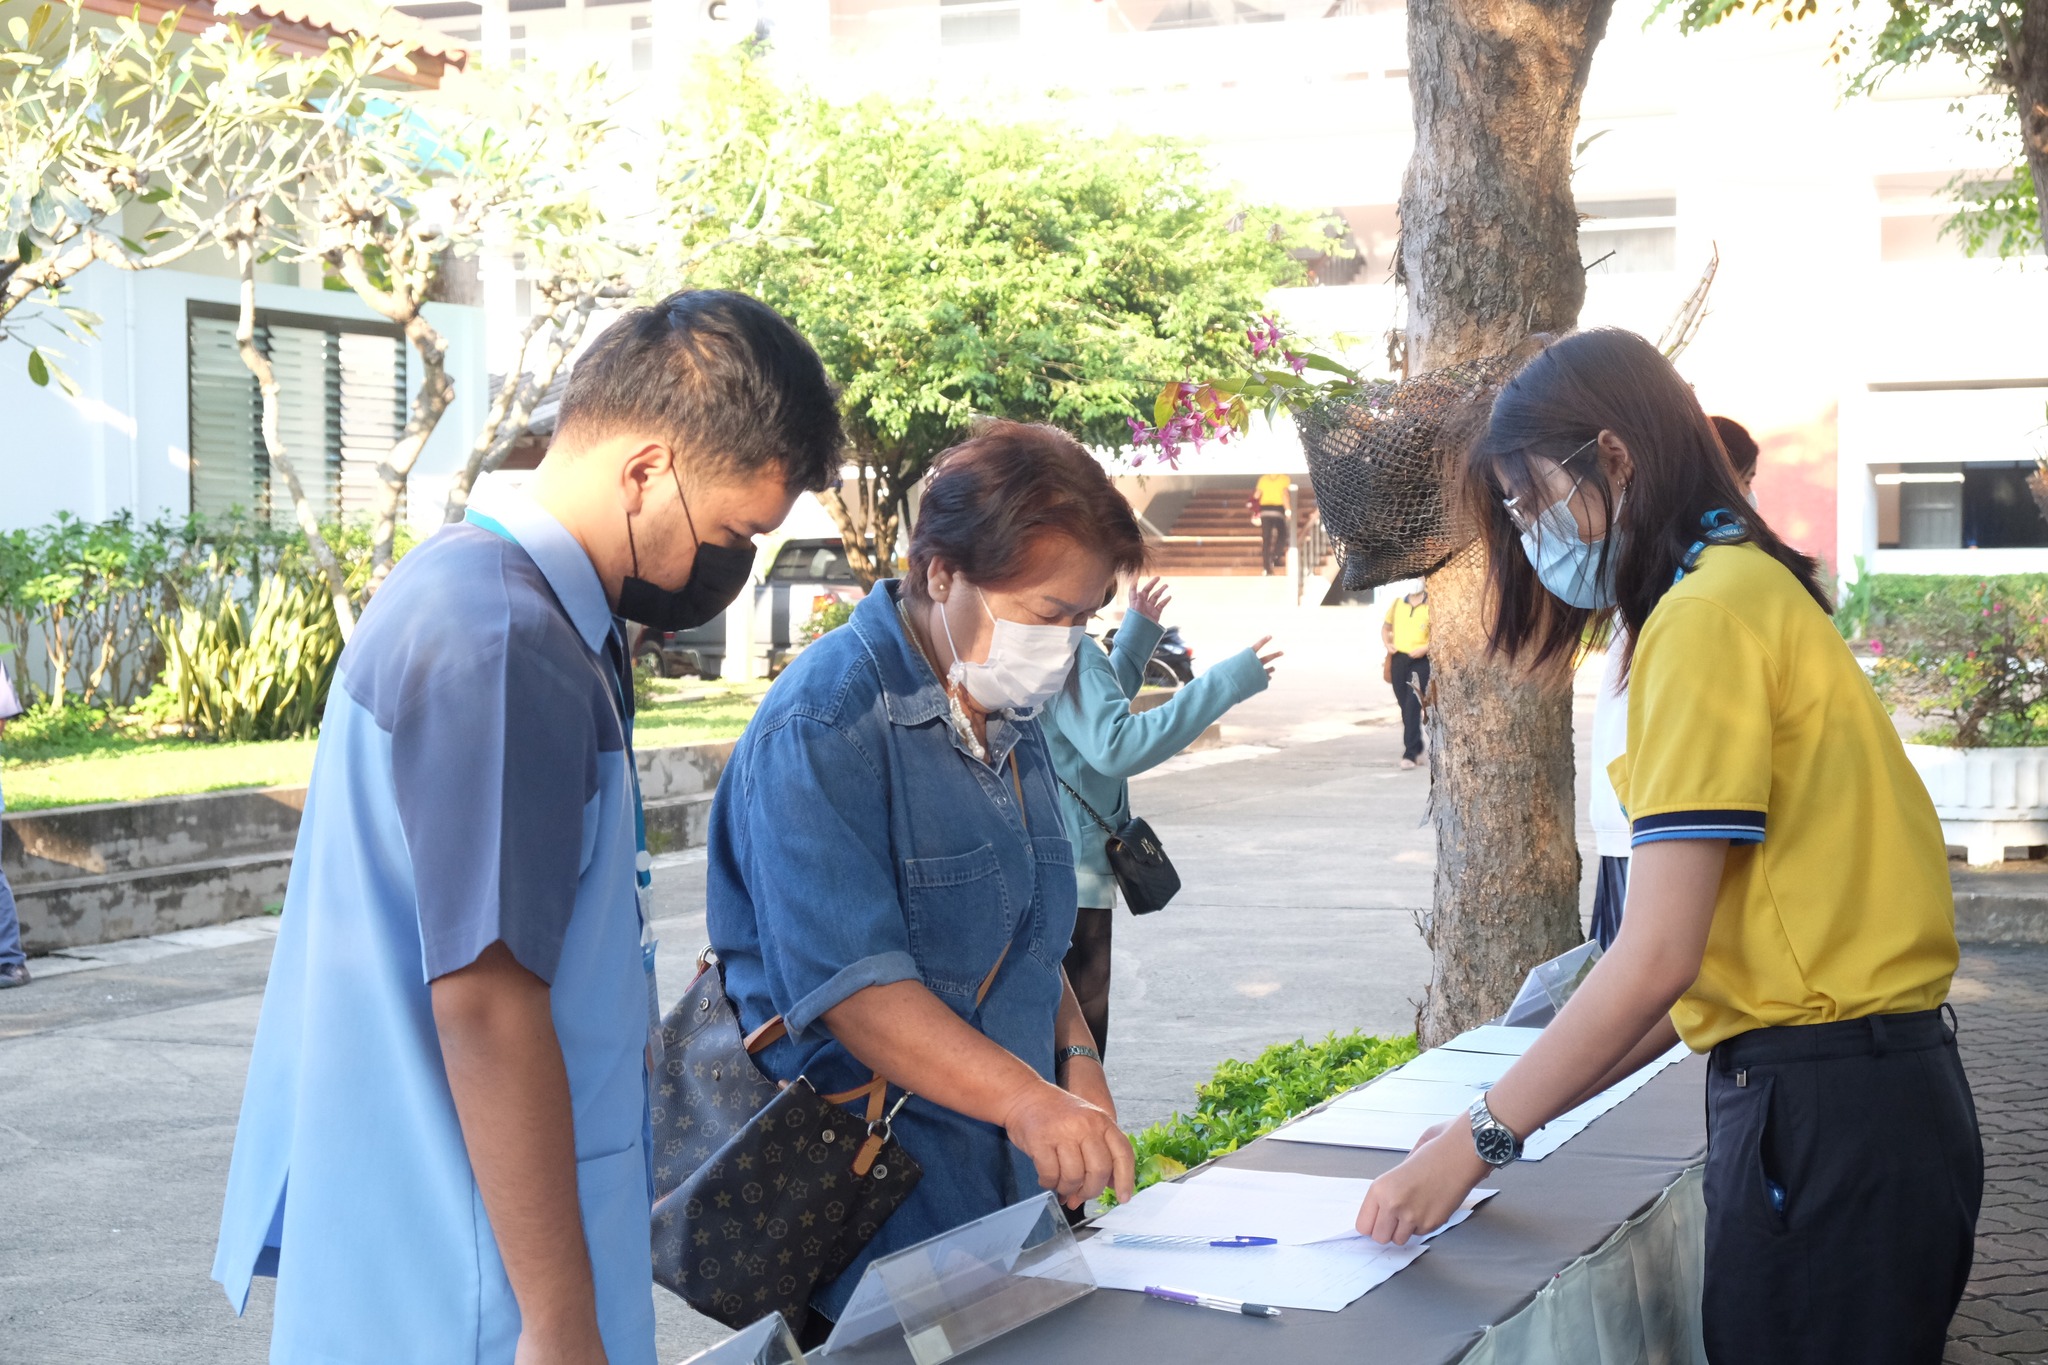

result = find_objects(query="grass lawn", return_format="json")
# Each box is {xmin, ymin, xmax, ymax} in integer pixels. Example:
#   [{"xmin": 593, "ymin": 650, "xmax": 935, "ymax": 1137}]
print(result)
[{"xmin": 0, "ymin": 678, "xmax": 767, "ymax": 813}]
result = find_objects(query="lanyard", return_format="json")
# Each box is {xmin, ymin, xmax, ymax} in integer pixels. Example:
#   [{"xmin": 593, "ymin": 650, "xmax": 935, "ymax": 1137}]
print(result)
[
  {"xmin": 466, "ymin": 507, "xmax": 654, "ymax": 925},
  {"xmin": 1674, "ymin": 508, "xmax": 1743, "ymax": 584}
]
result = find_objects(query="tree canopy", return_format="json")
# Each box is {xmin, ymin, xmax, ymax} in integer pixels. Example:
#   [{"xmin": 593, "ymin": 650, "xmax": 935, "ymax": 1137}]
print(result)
[{"xmin": 699, "ymin": 71, "xmax": 1317, "ymax": 580}]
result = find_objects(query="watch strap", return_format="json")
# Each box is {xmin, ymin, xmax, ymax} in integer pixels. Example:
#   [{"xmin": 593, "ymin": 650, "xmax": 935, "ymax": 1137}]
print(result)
[{"xmin": 1056, "ymin": 1044, "xmax": 1104, "ymax": 1069}]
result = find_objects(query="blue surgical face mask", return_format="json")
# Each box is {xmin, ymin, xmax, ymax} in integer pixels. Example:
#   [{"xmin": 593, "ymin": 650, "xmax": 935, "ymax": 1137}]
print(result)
[
  {"xmin": 1507, "ymin": 437, "xmax": 1619, "ymax": 610},
  {"xmin": 1519, "ymin": 495, "xmax": 1621, "ymax": 609}
]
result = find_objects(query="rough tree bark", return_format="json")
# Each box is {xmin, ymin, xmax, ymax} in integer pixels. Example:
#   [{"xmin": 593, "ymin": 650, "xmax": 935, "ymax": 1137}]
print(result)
[
  {"xmin": 233, "ymin": 222, "xmax": 357, "ymax": 641},
  {"xmin": 1401, "ymin": 0, "xmax": 1615, "ymax": 1045},
  {"xmin": 817, "ymin": 453, "xmax": 905, "ymax": 589}
]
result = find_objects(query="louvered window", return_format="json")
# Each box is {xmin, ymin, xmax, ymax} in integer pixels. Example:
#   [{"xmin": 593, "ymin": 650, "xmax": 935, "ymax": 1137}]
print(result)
[{"xmin": 186, "ymin": 301, "xmax": 407, "ymax": 528}]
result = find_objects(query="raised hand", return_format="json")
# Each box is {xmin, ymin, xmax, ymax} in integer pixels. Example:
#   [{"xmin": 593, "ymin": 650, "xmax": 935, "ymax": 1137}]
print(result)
[
  {"xmin": 1128, "ymin": 576, "xmax": 1172, "ymax": 623},
  {"xmin": 1249, "ymin": 635, "xmax": 1284, "ymax": 679}
]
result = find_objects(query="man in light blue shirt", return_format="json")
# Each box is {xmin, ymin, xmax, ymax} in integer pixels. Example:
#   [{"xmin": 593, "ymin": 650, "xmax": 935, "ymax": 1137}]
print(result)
[{"xmin": 214, "ymin": 291, "xmax": 841, "ymax": 1364}]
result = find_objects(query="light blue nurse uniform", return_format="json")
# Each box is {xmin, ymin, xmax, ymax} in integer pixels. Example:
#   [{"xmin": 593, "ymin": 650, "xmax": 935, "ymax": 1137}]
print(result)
[{"xmin": 213, "ymin": 485, "xmax": 657, "ymax": 1365}]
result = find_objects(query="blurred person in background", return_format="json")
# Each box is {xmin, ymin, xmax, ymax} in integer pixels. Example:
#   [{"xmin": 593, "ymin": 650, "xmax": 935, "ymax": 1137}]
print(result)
[
  {"xmin": 1382, "ymin": 586, "xmax": 1430, "ymax": 769},
  {"xmin": 1042, "ymin": 575, "xmax": 1279, "ymax": 1057},
  {"xmin": 1253, "ymin": 471, "xmax": 1294, "ymax": 574},
  {"xmin": 0, "ymin": 655, "xmax": 25, "ymax": 988}
]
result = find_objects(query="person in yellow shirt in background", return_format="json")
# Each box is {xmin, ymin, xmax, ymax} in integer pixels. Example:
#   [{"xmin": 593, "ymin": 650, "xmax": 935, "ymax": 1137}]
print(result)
[
  {"xmin": 1353, "ymin": 329, "xmax": 1978, "ymax": 1365},
  {"xmin": 1381, "ymin": 588, "xmax": 1430, "ymax": 769},
  {"xmin": 1251, "ymin": 471, "xmax": 1294, "ymax": 575}
]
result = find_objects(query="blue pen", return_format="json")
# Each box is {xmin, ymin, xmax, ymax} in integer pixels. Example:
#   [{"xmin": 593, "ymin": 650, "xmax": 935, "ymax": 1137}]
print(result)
[{"xmin": 1099, "ymin": 1233, "xmax": 1277, "ymax": 1249}]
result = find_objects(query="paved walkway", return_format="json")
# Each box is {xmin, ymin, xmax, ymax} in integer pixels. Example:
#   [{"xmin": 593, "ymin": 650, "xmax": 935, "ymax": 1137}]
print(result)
[{"xmin": 1946, "ymin": 944, "xmax": 2048, "ymax": 1365}]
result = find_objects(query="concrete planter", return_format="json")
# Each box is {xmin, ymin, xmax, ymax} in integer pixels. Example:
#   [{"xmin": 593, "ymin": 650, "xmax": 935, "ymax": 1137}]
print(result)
[
  {"xmin": 1903, "ymin": 743, "xmax": 2048, "ymax": 866},
  {"xmin": 2, "ymin": 740, "xmax": 735, "ymax": 954}
]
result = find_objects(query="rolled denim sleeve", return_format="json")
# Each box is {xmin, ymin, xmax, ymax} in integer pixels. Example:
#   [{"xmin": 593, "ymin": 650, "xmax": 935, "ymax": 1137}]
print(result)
[{"xmin": 737, "ymin": 714, "xmax": 920, "ymax": 1040}]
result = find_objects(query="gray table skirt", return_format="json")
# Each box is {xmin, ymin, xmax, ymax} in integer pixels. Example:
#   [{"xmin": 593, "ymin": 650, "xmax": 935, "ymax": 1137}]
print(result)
[{"xmin": 826, "ymin": 1053, "xmax": 1709, "ymax": 1364}]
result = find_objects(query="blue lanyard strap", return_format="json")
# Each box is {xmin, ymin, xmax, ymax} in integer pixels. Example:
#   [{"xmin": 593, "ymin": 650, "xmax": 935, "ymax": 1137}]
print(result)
[
  {"xmin": 1674, "ymin": 508, "xmax": 1743, "ymax": 584},
  {"xmin": 465, "ymin": 509, "xmax": 653, "ymax": 896}
]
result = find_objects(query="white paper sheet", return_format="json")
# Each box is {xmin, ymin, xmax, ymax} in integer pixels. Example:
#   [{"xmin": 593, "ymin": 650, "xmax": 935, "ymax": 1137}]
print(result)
[
  {"xmin": 1383, "ymin": 1047, "xmax": 1518, "ymax": 1088},
  {"xmin": 1093, "ymin": 1168, "xmax": 1490, "ymax": 1247},
  {"xmin": 1329, "ymin": 1076, "xmax": 1484, "ymax": 1116},
  {"xmin": 1437, "ymin": 1025, "xmax": 1547, "ymax": 1057},
  {"xmin": 1081, "ymin": 1178, "xmax": 1495, "ymax": 1312},
  {"xmin": 1267, "ymin": 1106, "xmax": 1443, "ymax": 1152},
  {"xmin": 1077, "ymin": 1237, "xmax": 1426, "ymax": 1312}
]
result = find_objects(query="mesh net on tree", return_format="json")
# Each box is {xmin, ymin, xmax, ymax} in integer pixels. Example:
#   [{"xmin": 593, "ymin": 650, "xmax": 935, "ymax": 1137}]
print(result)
[{"xmin": 1296, "ymin": 355, "xmax": 1521, "ymax": 592}]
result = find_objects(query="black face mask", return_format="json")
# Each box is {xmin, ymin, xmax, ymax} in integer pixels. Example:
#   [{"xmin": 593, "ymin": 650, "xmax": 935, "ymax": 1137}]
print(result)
[{"xmin": 616, "ymin": 470, "xmax": 756, "ymax": 631}]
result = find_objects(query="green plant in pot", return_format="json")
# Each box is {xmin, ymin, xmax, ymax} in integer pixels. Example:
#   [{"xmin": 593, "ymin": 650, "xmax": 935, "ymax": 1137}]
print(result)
[{"xmin": 1870, "ymin": 579, "xmax": 2048, "ymax": 748}]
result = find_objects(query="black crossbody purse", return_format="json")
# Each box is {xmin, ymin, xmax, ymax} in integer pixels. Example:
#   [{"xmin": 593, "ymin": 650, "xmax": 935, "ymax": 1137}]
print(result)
[{"xmin": 1056, "ymin": 776, "xmax": 1181, "ymax": 915}]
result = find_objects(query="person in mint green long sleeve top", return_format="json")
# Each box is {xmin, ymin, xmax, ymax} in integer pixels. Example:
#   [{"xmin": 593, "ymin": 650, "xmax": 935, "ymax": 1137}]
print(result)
[{"xmin": 1039, "ymin": 577, "xmax": 1280, "ymax": 1055}]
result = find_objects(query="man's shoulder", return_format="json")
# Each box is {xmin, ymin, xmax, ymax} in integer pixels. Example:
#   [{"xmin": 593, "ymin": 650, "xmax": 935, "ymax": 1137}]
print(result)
[{"xmin": 341, "ymin": 525, "xmax": 603, "ymax": 729}]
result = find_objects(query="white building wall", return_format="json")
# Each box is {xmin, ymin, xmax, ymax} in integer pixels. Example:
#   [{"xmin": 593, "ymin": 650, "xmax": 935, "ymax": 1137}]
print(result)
[{"xmin": 0, "ymin": 268, "xmax": 486, "ymax": 535}]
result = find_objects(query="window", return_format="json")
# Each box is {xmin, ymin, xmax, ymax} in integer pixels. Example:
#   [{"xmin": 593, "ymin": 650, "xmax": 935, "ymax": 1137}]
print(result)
[
  {"xmin": 1874, "ymin": 464, "xmax": 2048, "ymax": 549},
  {"xmin": 940, "ymin": 0, "xmax": 1020, "ymax": 44},
  {"xmin": 631, "ymin": 15, "xmax": 652, "ymax": 70},
  {"xmin": 1578, "ymin": 197, "xmax": 1677, "ymax": 275},
  {"xmin": 1876, "ymin": 173, "xmax": 1969, "ymax": 263},
  {"xmin": 765, "ymin": 540, "xmax": 858, "ymax": 584},
  {"xmin": 187, "ymin": 303, "xmax": 407, "ymax": 528}
]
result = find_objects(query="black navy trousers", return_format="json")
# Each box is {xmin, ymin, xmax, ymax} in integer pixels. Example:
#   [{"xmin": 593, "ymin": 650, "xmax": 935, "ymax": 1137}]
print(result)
[{"xmin": 1703, "ymin": 1007, "xmax": 1982, "ymax": 1364}]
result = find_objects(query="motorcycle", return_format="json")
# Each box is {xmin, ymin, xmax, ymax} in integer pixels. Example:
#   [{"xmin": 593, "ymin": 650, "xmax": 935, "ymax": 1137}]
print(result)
[{"xmin": 1100, "ymin": 623, "xmax": 1196, "ymax": 689}]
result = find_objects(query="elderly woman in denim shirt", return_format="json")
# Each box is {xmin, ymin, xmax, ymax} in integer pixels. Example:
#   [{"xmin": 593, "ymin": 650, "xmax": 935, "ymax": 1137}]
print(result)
[
  {"xmin": 707, "ymin": 421, "xmax": 1144, "ymax": 1341},
  {"xmin": 1040, "ymin": 578, "xmax": 1278, "ymax": 1055}
]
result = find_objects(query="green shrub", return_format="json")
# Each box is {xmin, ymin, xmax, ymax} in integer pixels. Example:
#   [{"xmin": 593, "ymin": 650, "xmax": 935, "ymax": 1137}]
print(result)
[
  {"xmin": 1835, "ymin": 568, "xmax": 2048, "ymax": 642},
  {"xmin": 161, "ymin": 571, "xmax": 345, "ymax": 742},
  {"xmin": 1120, "ymin": 1030, "xmax": 1420, "ymax": 1196},
  {"xmin": 1866, "ymin": 577, "xmax": 2048, "ymax": 747}
]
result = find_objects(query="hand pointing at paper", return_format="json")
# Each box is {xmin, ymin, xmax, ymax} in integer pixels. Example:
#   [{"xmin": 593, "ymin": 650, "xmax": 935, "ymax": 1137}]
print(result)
[{"xmin": 1354, "ymin": 1121, "xmax": 1489, "ymax": 1245}]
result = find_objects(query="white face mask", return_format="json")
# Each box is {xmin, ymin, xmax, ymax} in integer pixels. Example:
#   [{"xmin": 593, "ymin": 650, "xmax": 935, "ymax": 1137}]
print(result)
[{"xmin": 938, "ymin": 584, "xmax": 1084, "ymax": 717}]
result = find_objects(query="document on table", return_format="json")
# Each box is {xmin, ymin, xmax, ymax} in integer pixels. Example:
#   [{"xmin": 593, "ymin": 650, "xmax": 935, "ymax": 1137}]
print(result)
[
  {"xmin": 1081, "ymin": 1169, "xmax": 1496, "ymax": 1312},
  {"xmin": 1438, "ymin": 1025, "xmax": 1546, "ymax": 1056},
  {"xmin": 1269, "ymin": 1040, "xmax": 1691, "ymax": 1161}
]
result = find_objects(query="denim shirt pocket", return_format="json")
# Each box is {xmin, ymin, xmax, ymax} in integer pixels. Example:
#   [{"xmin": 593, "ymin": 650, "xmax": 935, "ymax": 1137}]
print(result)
[
  {"xmin": 1026, "ymin": 837, "xmax": 1077, "ymax": 969},
  {"xmin": 902, "ymin": 843, "xmax": 1015, "ymax": 1004}
]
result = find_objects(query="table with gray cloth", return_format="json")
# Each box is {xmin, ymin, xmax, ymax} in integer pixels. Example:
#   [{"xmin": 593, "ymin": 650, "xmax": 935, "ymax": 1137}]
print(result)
[{"xmin": 824, "ymin": 1054, "xmax": 1710, "ymax": 1365}]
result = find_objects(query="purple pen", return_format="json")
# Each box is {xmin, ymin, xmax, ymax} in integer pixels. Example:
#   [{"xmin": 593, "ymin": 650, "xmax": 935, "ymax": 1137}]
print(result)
[{"xmin": 1143, "ymin": 1285, "xmax": 1282, "ymax": 1318}]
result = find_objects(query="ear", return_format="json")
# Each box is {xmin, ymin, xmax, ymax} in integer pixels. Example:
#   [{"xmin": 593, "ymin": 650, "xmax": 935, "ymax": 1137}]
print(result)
[
  {"xmin": 618, "ymin": 442, "xmax": 676, "ymax": 514},
  {"xmin": 1596, "ymin": 429, "xmax": 1634, "ymax": 490}
]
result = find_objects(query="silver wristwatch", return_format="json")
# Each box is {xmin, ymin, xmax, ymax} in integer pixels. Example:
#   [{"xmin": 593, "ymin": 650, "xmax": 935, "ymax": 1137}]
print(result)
[
  {"xmin": 1056, "ymin": 1044, "xmax": 1103, "ymax": 1070},
  {"xmin": 1469, "ymin": 1097, "xmax": 1523, "ymax": 1168}
]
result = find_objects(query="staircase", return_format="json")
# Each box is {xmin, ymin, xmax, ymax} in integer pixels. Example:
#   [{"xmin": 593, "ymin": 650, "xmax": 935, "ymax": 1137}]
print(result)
[{"xmin": 1148, "ymin": 481, "xmax": 1335, "ymax": 577}]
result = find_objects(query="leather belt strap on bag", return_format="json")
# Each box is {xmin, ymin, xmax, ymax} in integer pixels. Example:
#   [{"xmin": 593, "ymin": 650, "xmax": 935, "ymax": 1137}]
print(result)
[{"xmin": 737, "ymin": 752, "xmax": 1029, "ymax": 1177}]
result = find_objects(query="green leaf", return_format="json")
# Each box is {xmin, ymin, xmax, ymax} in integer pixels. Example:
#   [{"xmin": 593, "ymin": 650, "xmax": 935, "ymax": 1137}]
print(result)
[
  {"xmin": 1153, "ymin": 385, "xmax": 1177, "ymax": 428},
  {"xmin": 27, "ymin": 349, "xmax": 50, "ymax": 387}
]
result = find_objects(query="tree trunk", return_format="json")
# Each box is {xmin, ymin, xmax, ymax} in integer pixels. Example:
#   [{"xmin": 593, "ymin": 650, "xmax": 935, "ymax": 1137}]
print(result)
[
  {"xmin": 367, "ymin": 310, "xmax": 454, "ymax": 593},
  {"xmin": 816, "ymin": 453, "xmax": 903, "ymax": 589},
  {"xmin": 1401, "ymin": 0, "xmax": 1614, "ymax": 1045},
  {"xmin": 235, "ymin": 233, "xmax": 358, "ymax": 641},
  {"xmin": 2014, "ymin": 4, "xmax": 2048, "ymax": 252}
]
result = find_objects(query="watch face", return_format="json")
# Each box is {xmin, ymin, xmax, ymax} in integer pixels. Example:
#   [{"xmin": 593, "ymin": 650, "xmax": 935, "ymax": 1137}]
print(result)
[{"xmin": 1474, "ymin": 1120, "xmax": 1517, "ymax": 1167}]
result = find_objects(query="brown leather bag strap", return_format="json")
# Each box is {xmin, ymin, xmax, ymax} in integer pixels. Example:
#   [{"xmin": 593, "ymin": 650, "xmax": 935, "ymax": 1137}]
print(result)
[{"xmin": 736, "ymin": 801, "xmax": 1023, "ymax": 1178}]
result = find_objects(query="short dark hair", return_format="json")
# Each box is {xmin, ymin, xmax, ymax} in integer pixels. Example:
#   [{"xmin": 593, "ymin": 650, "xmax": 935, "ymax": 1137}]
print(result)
[
  {"xmin": 907, "ymin": 422, "xmax": 1147, "ymax": 604},
  {"xmin": 552, "ymin": 289, "xmax": 842, "ymax": 492},
  {"xmin": 1711, "ymin": 415, "xmax": 1759, "ymax": 480}
]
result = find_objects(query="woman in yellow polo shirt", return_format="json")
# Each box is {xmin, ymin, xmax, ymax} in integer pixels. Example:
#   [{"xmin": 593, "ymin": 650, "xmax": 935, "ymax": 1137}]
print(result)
[{"xmin": 1353, "ymin": 329, "xmax": 1979, "ymax": 1365}]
